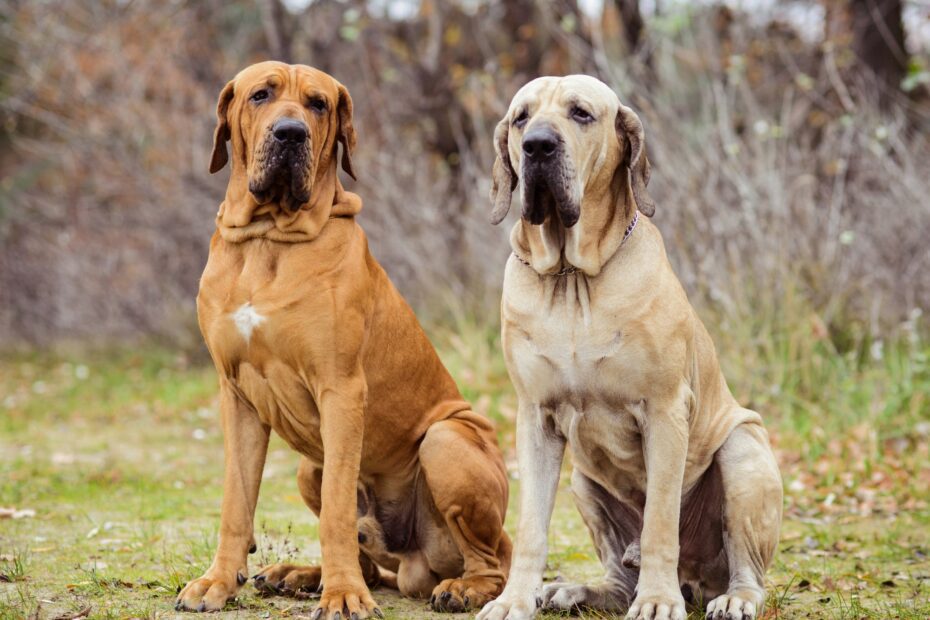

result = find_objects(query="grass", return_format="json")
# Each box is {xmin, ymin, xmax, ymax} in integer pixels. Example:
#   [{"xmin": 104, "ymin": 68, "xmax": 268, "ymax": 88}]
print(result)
[{"xmin": 1, "ymin": 314, "xmax": 929, "ymax": 619}]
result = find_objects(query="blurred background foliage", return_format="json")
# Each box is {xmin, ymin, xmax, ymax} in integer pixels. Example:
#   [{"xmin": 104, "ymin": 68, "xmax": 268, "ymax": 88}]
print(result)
[{"xmin": 0, "ymin": 0, "xmax": 928, "ymax": 349}]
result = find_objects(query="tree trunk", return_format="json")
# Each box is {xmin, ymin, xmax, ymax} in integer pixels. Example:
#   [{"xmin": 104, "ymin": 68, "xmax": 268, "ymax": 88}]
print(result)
[
  {"xmin": 824, "ymin": 0, "xmax": 907, "ymax": 104},
  {"xmin": 614, "ymin": 0, "xmax": 654, "ymax": 77},
  {"xmin": 615, "ymin": 0, "xmax": 645, "ymax": 53},
  {"xmin": 851, "ymin": 0, "xmax": 906, "ymax": 95},
  {"xmin": 258, "ymin": 0, "xmax": 293, "ymax": 63}
]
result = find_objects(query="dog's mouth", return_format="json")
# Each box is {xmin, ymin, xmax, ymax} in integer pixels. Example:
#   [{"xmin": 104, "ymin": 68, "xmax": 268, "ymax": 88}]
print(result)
[
  {"xmin": 249, "ymin": 138, "xmax": 312, "ymax": 211},
  {"xmin": 522, "ymin": 168, "xmax": 579, "ymax": 228}
]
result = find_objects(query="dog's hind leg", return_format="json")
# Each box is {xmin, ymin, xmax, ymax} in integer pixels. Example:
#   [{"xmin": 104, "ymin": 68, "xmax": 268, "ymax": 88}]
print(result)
[
  {"xmin": 418, "ymin": 413, "xmax": 511, "ymax": 613},
  {"xmin": 252, "ymin": 458, "xmax": 383, "ymax": 596},
  {"xmin": 705, "ymin": 419, "xmax": 782, "ymax": 620},
  {"xmin": 541, "ymin": 469, "xmax": 640, "ymax": 613}
]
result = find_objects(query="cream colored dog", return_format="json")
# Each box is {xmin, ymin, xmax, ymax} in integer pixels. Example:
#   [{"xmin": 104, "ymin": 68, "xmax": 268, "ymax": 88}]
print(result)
[{"xmin": 476, "ymin": 75, "xmax": 782, "ymax": 620}]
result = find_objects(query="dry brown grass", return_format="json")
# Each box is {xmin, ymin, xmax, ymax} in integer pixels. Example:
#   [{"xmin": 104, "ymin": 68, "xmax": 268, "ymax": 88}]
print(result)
[{"xmin": 1, "ymin": 1, "xmax": 928, "ymax": 345}]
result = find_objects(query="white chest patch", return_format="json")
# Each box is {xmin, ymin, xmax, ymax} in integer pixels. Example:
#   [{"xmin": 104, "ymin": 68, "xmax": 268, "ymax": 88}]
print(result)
[{"xmin": 231, "ymin": 303, "xmax": 266, "ymax": 343}]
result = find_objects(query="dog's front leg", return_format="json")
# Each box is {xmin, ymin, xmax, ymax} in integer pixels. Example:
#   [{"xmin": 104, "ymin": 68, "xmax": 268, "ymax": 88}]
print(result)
[
  {"xmin": 477, "ymin": 402, "xmax": 565, "ymax": 620},
  {"xmin": 313, "ymin": 379, "xmax": 380, "ymax": 620},
  {"xmin": 177, "ymin": 383, "xmax": 270, "ymax": 612},
  {"xmin": 626, "ymin": 397, "xmax": 689, "ymax": 620}
]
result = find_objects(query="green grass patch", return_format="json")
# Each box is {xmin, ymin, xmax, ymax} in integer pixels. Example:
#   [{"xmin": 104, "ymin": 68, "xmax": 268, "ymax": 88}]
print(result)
[{"xmin": 1, "ymin": 316, "xmax": 928, "ymax": 618}]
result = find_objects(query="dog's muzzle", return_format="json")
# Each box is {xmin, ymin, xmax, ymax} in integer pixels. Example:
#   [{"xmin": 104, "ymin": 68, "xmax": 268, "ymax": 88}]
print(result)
[
  {"xmin": 249, "ymin": 118, "xmax": 312, "ymax": 210},
  {"xmin": 520, "ymin": 127, "xmax": 579, "ymax": 228}
]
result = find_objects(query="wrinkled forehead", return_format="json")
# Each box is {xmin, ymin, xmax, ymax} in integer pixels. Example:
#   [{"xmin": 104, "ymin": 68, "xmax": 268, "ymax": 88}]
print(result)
[
  {"xmin": 509, "ymin": 75, "xmax": 620, "ymax": 114},
  {"xmin": 234, "ymin": 61, "xmax": 340, "ymax": 100}
]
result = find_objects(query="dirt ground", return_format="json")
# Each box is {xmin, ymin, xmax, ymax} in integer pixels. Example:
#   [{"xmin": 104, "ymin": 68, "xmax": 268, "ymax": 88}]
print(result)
[{"xmin": 2, "ymin": 348, "xmax": 928, "ymax": 619}]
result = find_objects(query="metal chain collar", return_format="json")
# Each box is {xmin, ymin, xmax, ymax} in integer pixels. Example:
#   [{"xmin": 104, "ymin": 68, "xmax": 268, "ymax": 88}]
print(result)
[{"xmin": 512, "ymin": 210, "xmax": 639, "ymax": 277}]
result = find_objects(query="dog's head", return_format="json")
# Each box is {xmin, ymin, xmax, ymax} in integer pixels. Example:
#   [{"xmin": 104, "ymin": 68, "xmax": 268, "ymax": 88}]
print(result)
[
  {"xmin": 210, "ymin": 61, "xmax": 356, "ymax": 211},
  {"xmin": 489, "ymin": 75, "xmax": 654, "ymax": 227}
]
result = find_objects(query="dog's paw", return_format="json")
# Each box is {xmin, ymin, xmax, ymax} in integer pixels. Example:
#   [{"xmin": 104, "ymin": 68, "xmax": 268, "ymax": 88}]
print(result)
[
  {"xmin": 540, "ymin": 581, "xmax": 591, "ymax": 612},
  {"xmin": 541, "ymin": 581, "xmax": 628, "ymax": 612},
  {"xmin": 706, "ymin": 593, "xmax": 757, "ymax": 620},
  {"xmin": 175, "ymin": 570, "xmax": 245, "ymax": 612},
  {"xmin": 311, "ymin": 580, "xmax": 381, "ymax": 620},
  {"xmin": 253, "ymin": 563, "xmax": 322, "ymax": 596},
  {"xmin": 475, "ymin": 589, "xmax": 539, "ymax": 620},
  {"xmin": 430, "ymin": 575, "xmax": 504, "ymax": 612},
  {"xmin": 625, "ymin": 589, "xmax": 686, "ymax": 620}
]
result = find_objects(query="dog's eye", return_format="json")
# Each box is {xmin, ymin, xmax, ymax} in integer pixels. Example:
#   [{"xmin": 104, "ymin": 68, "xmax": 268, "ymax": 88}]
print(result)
[
  {"xmin": 250, "ymin": 89, "xmax": 270, "ymax": 103},
  {"xmin": 308, "ymin": 98, "xmax": 327, "ymax": 114},
  {"xmin": 513, "ymin": 110, "xmax": 529, "ymax": 129},
  {"xmin": 571, "ymin": 106, "xmax": 594, "ymax": 124}
]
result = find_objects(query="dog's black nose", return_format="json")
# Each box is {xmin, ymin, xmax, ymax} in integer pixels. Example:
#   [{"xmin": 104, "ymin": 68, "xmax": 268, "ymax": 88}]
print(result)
[
  {"xmin": 272, "ymin": 118, "xmax": 308, "ymax": 145},
  {"xmin": 522, "ymin": 128, "xmax": 559, "ymax": 162}
]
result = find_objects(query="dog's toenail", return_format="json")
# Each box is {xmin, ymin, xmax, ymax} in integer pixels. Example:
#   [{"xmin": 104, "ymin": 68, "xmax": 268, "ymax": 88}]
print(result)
[
  {"xmin": 351, "ymin": 613, "xmax": 359, "ymax": 620},
  {"xmin": 680, "ymin": 583, "xmax": 693, "ymax": 603},
  {"xmin": 197, "ymin": 602, "xmax": 206, "ymax": 612},
  {"xmin": 254, "ymin": 574, "xmax": 265, "ymax": 583},
  {"xmin": 334, "ymin": 612, "xmax": 342, "ymax": 620},
  {"xmin": 175, "ymin": 601, "xmax": 182, "ymax": 611},
  {"xmin": 440, "ymin": 591, "xmax": 451, "ymax": 603},
  {"xmin": 357, "ymin": 532, "xmax": 367, "ymax": 544},
  {"xmin": 374, "ymin": 608, "xmax": 384, "ymax": 619},
  {"xmin": 311, "ymin": 609, "xmax": 322, "ymax": 620},
  {"xmin": 237, "ymin": 572, "xmax": 246, "ymax": 586},
  {"xmin": 249, "ymin": 543, "xmax": 257, "ymax": 554},
  {"xmin": 464, "ymin": 596, "xmax": 470, "ymax": 607}
]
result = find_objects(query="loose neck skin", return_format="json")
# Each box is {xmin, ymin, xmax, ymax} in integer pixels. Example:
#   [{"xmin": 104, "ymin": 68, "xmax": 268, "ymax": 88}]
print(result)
[
  {"xmin": 216, "ymin": 147, "xmax": 361, "ymax": 244},
  {"xmin": 511, "ymin": 167, "xmax": 638, "ymax": 277}
]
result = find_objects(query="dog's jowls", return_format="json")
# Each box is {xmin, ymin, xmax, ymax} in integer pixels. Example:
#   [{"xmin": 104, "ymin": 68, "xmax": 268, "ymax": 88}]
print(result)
[{"xmin": 478, "ymin": 75, "xmax": 782, "ymax": 620}]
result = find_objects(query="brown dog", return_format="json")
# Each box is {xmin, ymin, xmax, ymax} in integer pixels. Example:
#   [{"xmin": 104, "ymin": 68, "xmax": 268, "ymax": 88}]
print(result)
[{"xmin": 175, "ymin": 62, "xmax": 511, "ymax": 618}]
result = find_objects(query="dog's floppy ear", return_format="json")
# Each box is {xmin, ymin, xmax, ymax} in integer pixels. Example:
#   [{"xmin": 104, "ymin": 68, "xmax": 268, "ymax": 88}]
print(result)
[
  {"xmin": 209, "ymin": 80, "xmax": 235, "ymax": 174},
  {"xmin": 616, "ymin": 103, "xmax": 655, "ymax": 217},
  {"xmin": 489, "ymin": 116, "xmax": 517, "ymax": 225},
  {"xmin": 336, "ymin": 84, "xmax": 357, "ymax": 181}
]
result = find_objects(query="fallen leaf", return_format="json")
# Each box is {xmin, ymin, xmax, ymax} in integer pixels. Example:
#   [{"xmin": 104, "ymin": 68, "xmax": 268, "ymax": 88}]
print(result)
[
  {"xmin": 0, "ymin": 507, "xmax": 36, "ymax": 519},
  {"xmin": 51, "ymin": 607, "xmax": 92, "ymax": 620}
]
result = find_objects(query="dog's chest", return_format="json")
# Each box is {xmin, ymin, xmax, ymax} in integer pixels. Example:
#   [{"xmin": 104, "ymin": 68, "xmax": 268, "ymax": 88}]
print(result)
[
  {"xmin": 506, "ymin": 307, "xmax": 650, "ymax": 488},
  {"xmin": 503, "ymin": 271, "xmax": 653, "ymax": 494},
  {"xmin": 201, "ymin": 272, "xmax": 306, "ymax": 364},
  {"xmin": 510, "ymin": 324, "xmax": 623, "ymax": 386},
  {"xmin": 198, "ymin": 245, "xmax": 331, "ymax": 457},
  {"xmin": 504, "ymin": 295, "xmax": 640, "ymax": 402}
]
